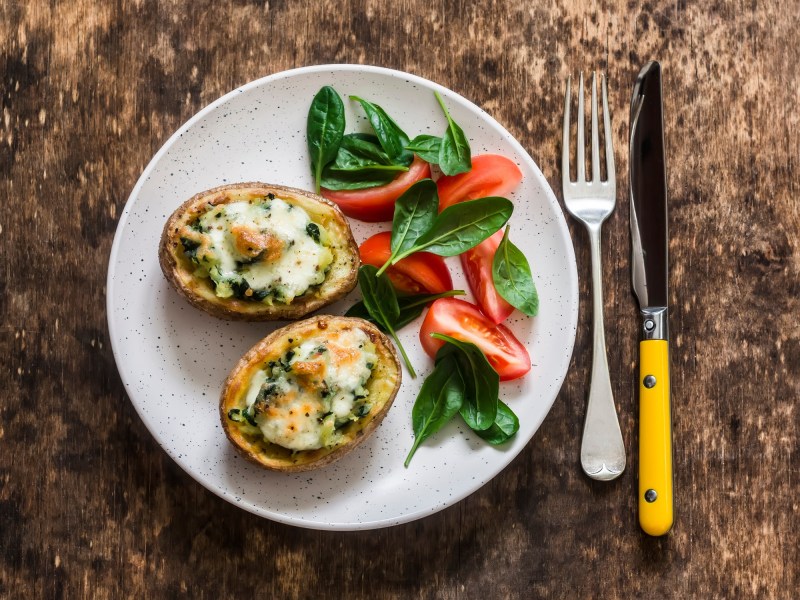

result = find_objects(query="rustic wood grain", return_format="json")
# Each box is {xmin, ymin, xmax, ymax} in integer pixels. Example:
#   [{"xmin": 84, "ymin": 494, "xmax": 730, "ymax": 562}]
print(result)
[{"xmin": 1, "ymin": 0, "xmax": 797, "ymax": 598}]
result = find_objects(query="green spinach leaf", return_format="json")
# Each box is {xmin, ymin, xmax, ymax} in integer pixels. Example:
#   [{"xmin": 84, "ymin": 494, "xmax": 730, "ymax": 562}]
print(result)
[
  {"xmin": 492, "ymin": 227, "xmax": 539, "ymax": 316},
  {"xmin": 347, "ymin": 132, "xmax": 381, "ymax": 143},
  {"xmin": 357, "ymin": 265, "xmax": 416, "ymax": 377},
  {"xmin": 351, "ymin": 96, "xmax": 412, "ymax": 161},
  {"xmin": 320, "ymin": 164, "xmax": 406, "ymax": 191},
  {"xmin": 321, "ymin": 134, "xmax": 410, "ymax": 190},
  {"xmin": 374, "ymin": 179, "xmax": 439, "ymax": 275},
  {"xmin": 339, "ymin": 134, "xmax": 397, "ymax": 165},
  {"xmin": 358, "ymin": 265, "xmax": 399, "ymax": 329},
  {"xmin": 345, "ymin": 132, "xmax": 413, "ymax": 164},
  {"xmin": 474, "ymin": 400, "xmax": 519, "ymax": 444},
  {"xmin": 307, "ymin": 86, "xmax": 345, "ymax": 193},
  {"xmin": 406, "ymin": 134, "xmax": 442, "ymax": 163},
  {"xmin": 434, "ymin": 91, "xmax": 471, "ymax": 176},
  {"xmin": 391, "ymin": 197, "xmax": 513, "ymax": 263},
  {"xmin": 391, "ymin": 179, "xmax": 439, "ymax": 256},
  {"xmin": 404, "ymin": 353, "xmax": 465, "ymax": 466},
  {"xmin": 402, "ymin": 333, "xmax": 522, "ymax": 465},
  {"xmin": 432, "ymin": 333, "xmax": 499, "ymax": 431}
]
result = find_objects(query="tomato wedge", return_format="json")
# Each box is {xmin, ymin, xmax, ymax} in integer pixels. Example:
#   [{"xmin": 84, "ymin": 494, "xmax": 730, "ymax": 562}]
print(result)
[
  {"xmin": 461, "ymin": 230, "xmax": 515, "ymax": 323},
  {"xmin": 321, "ymin": 156, "xmax": 431, "ymax": 222},
  {"xmin": 359, "ymin": 232, "xmax": 453, "ymax": 295},
  {"xmin": 437, "ymin": 154, "xmax": 523, "ymax": 211},
  {"xmin": 420, "ymin": 297, "xmax": 531, "ymax": 381},
  {"xmin": 436, "ymin": 154, "xmax": 523, "ymax": 323}
]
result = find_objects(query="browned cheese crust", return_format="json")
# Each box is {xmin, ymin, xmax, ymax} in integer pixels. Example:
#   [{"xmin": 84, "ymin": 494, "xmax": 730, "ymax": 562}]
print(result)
[
  {"xmin": 219, "ymin": 315, "xmax": 401, "ymax": 472},
  {"xmin": 158, "ymin": 182, "xmax": 359, "ymax": 320}
]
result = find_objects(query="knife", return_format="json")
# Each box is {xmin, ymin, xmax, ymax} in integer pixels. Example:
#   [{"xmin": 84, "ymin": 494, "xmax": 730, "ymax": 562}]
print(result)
[{"xmin": 629, "ymin": 61, "xmax": 673, "ymax": 536}]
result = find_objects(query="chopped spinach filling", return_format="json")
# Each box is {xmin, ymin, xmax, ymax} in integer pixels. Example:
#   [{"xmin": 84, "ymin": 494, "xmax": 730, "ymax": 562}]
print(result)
[
  {"xmin": 306, "ymin": 222, "xmax": 321, "ymax": 243},
  {"xmin": 180, "ymin": 237, "xmax": 200, "ymax": 261},
  {"xmin": 230, "ymin": 279, "xmax": 270, "ymax": 301},
  {"xmin": 227, "ymin": 407, "xmax": 257, "ymax": 427},
  {"xmin": 178, "ymin": 197, "xmax": 333, "ymax": 304},
  {"xmin": 228, "ymin": 335, "xmax": 378, "ymax": 450}
]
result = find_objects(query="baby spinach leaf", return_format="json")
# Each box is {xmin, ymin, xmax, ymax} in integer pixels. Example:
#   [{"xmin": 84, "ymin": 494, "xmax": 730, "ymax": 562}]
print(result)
[
  {"xmin": 321, "ymin": 164, "xmax": 406, "ymax": 191},
  {"xmin": 434, "ymin": 91, "xmax": 471, "ymax": 176},
  {"xmin": 358, "ymin": 265, "xmax": 399, "ymax": 330},
  {"xmin": 474, "ymin": 400, "xmax": 519, "ymax": 444},
  {"xmin": 347, "ymin": 132, "xmax": 380, "ymax": 142},
  {"xmin": 391, "ymin": 179, "xmax": 439, "ymax": 256},
  {"xmin": 357, "ymin": 265, "xmax": 416, "ymax": 377},
  {"xmin": 351, "ymin": 96, "xmax": 412, "ymax": 161},
  {"xmin": 375, "ymin": 179, "xmax": 439, "ymax": 275},
  {"xmin": 307, "ymin": 86, "xmax": 345, "ymax": 193},
  {"xmin": 404, "ymin": 353, "xmax": 465, "ymax": 466},
  {"xmin": 330, "ymin": 148, "xmax": 396, "ymax": 172},
  {"xmin": 345, "ymin": 132, "xmax": 414, "ymax": 164},
  {"xmin": 345, "ymin": 289, "xmax": 465, "ymax": 332},
  {"xmin": 432, "ymin": 333, "xmax": 498, "ymax": 431},
  {"xmin": 492, "ymin": 227, "xmax": 539, "ymax": 316},
  {"xmin": 330, "ymin": 165, "xmax": 407, "ymax": 176},
  {"xmin": 321, "ymin": 134, "xmax": 410, "ymax": 190},
  {"xmin": 339, "ymin": 134, "xmax": 397, "ymax": 165},
  {"xmin": 392, "ymin": 197, "xmax": 513, "ymax": 262},
  {"xmin": 402, "ymin": 333, "xmax": 522, "ymax": 465},
  {"xmin": 180, "ymin": 237, "xmax": 200, "ymax": 261},
  {"xmin": 406, "ymin": 135, "xmax": 442, "ymax": 163}
]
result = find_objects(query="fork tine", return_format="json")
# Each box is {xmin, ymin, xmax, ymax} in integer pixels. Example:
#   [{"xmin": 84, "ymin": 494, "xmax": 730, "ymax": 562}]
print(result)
[
  {"xmin": 562, "ymin": 75, "xmax": 572, "ymax": 187},
  {"xmin": 577, "ymin": 73, "xmax": 585, "ymax": 182},
  {"xmin": 602, "ymin": 73, "xmax": 615, "ymax": 188},
  {"xmin": 591, "ymin": 72, "xmax": 601, "ymax": 183}
]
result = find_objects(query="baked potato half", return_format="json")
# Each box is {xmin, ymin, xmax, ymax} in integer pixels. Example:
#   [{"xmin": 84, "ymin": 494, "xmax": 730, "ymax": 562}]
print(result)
[
  {"xmin": 220, "ymin": 315, "xmax": 401, "ymax": 472},
  {"xmin": 159, "ymin": 182, "xmax": 359, "ymax": 320}
]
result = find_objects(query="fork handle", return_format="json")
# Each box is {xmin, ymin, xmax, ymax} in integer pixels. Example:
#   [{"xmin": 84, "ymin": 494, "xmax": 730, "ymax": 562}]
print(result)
[{"xmin": 580, "ymin": 226, "xmax": 626, "ymax": 481}]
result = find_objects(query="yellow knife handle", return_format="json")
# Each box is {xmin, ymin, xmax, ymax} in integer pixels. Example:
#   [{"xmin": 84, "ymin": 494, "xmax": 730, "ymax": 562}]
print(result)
[{"xmin": 638, "ymin": 339, "xmax": 673, "ymax": 536}]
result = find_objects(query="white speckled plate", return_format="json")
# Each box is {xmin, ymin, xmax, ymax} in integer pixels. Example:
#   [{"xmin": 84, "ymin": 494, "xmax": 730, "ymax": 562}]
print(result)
[{"xmin": 107, "ymin": 65, "xmax": 578, "ymax": 530}]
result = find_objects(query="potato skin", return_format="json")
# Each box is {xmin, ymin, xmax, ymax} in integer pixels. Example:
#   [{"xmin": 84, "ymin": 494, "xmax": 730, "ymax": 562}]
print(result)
[
  {"xmin": 159, "ymin": 182, "xmax": 359, "ymax": 320},
  {"xmin": 220, "ymin": 315, "xmax": 401, "ymax": 472}
]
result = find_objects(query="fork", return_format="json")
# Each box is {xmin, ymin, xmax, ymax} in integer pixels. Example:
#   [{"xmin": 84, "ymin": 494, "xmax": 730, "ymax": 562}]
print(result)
[{"xmin": 562, "ymin": 72, "xmax": 626, "ymax": 481}]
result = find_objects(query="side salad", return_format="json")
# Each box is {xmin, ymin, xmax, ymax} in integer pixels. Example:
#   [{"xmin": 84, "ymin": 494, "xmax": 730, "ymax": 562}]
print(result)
[{"xmin": 306, "ymin": 86, "xmax": 540, "ymax": 465}]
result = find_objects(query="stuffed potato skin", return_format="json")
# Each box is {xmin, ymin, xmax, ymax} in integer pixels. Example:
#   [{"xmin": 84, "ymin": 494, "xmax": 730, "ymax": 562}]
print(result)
[
  {"xmin": 220, "ymin": 315, "xmax": 401, "ymax": 472},
  {"xmin": 159, "ymin": 182, "xmax": 359, "ymax": 321}
]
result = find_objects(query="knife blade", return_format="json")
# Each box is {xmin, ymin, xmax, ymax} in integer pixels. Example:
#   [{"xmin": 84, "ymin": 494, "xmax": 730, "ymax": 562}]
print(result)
[{"xmin": 629, "ymin": 61, "xmax": 673, "ymax": 536}]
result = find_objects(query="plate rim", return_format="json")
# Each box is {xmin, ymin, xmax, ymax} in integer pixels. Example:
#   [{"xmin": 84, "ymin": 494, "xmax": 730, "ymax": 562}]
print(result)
[{"xmin": 107, "ymin": 63, "xmax": 579, "ymax": 530}]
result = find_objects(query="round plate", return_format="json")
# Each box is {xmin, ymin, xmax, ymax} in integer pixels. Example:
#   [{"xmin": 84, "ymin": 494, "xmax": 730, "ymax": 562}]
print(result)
[{"xmin": 107, "ymin": 65, "xmax": 578, "ymax": 530}]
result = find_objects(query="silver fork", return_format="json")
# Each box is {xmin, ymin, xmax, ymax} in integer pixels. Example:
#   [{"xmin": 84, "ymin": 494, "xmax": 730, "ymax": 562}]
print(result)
[{"xmin": 562, "ymin": 72, "xmax": 626, "ymax": 481}]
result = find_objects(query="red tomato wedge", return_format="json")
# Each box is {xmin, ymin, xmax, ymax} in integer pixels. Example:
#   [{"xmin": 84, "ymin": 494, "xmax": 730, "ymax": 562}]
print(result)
[
  {"xmin": 437, "ymin": 154, "xmax": 523, "ymax": 211},
  {"xmin": 436, "ymin": 154, "xmax": 523, "ymax": 323},
  {"xmin": 461, "ymin": 230, "xmax": 515, "ymax": 323},
  {"xmin": 420, "ymin": 297, "xmax": 531, "ymax": 381},
  {"xmin": 321, "ymin": 156, "xmax": 431, "ymax": 222},
  {"xmin": 359, "ymin": 232, "xmax": 453, "ymax": 295}
]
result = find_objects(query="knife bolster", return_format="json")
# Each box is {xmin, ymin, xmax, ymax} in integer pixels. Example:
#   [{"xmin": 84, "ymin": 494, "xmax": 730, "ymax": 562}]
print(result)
[{"xmin": 640, "ymin": 307, "xmax": 668, "ymax": 340}]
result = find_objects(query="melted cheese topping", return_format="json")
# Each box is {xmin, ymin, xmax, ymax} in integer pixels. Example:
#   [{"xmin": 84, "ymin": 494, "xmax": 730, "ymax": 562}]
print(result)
[
  {"xmin": 243, "ymin": 328, "xmax": 378, "ymax": 451},
  {"xmin": 180, "ymin": 198, "xmax": 333, "ymax": 303}
]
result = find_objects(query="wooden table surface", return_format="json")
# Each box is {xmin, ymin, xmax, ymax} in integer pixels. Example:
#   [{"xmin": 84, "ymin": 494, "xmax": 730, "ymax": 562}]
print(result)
[{"xmin": 2, "ymin": 0, "xmax": 798, "ymax": 598}]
